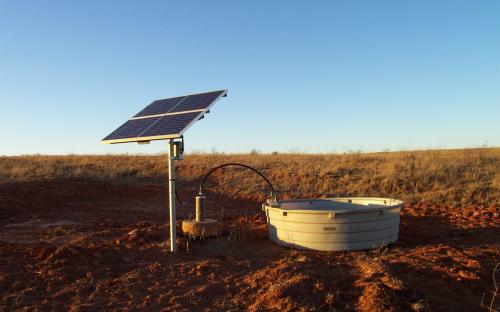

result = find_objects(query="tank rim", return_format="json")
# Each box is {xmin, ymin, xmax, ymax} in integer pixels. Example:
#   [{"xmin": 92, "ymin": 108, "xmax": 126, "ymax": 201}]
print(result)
[{"xmin": 264, "ymin": 197, "xmax": 404, "ymax": 214}]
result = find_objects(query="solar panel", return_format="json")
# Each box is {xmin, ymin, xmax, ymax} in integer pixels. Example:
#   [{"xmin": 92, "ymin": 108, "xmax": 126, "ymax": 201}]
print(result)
[
  {"xmin": 139, "ymin": 112, "xmax": 202, "ymax": 138},
  {"xmin": 102, "ymin": 116, "xmax": 161, "ymax": 141},
  {"xmin": 102, "ymin": 89, "xmax": 227, "ymax": 144},
  {"xmin": 133, "ymin": 96, "xmax": 186, "ymax": 118},
  {"xmin": 169, "ymin": 90, "xmax": 226, "ymax": 113}
]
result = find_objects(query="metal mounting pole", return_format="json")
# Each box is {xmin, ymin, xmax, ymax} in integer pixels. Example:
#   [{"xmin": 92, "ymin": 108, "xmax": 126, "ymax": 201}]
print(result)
[{"xmin": 167, "ymin": 139, "xmax": 177, "ymax": 252}]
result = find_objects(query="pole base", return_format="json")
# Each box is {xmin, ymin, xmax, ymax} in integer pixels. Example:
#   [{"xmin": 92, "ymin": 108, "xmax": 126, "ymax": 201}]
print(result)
[{"xmin": 182, "ymin": 219, "xmax": 219, "ymax": 238}]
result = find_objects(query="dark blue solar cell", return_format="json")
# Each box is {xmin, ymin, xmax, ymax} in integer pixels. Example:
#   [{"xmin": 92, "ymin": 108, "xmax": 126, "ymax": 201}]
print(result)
[
  {"xmin": 133, "ymin": 96, "xmax": 186, "ymax": 118},
  {"xmin": 139, "ymin": 112, "xmax": 202, "ymax": 138},
  {"xmin": 102, "ymin": 116, "xmax": 161, "ymax": 141},
  {"xmin": 169, "ymin": 90, "xmax": 225, "ymax": 113}
]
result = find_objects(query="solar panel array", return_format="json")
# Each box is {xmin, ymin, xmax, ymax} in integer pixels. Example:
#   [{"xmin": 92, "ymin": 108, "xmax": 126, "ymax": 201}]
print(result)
[{"xmin": 102, "ymin": 89, "xmax": 227, "ymax": 144}]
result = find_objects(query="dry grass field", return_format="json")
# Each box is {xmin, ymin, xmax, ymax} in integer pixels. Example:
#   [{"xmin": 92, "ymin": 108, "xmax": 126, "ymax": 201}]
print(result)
[
  {"xmin": 1, "ymin": 148, "xmax": 498, "ymax": 205},
  {"xmin": 0, "ymin": 148, "xmax": 499, "ymax": 311}
]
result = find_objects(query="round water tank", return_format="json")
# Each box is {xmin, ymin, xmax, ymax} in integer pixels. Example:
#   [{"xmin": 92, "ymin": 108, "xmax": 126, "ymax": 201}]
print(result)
[{"xmin": 263, "ymin": 197, "xmax": 403, "ymax": 251}]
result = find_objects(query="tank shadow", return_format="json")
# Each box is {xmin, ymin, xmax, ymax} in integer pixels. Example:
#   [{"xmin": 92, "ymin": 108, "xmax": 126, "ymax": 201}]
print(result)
[{"xmin": 398, "ymin": 214, "xmax": 500, "ymax": 248}]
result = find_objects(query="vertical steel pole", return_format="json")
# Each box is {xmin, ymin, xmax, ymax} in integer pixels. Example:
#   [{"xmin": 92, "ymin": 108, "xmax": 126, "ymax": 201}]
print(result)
[{"xmin": 168, "ymin": 139, "xmax": 177, "ymax": 252}]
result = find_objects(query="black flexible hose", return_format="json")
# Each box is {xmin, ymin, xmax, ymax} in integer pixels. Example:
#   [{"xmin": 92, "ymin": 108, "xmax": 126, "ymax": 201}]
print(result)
[
  {"xmin": 198, "ymin": 163, "xmax": 277, "ymax": 198},
  {"xmin": 175, "ymin": 189, "xmax": 186, "ymax": 208}
]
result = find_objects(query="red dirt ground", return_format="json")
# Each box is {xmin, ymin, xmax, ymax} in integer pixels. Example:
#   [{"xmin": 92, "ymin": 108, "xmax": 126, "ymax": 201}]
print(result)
[{"xmin": 0, "ymin": 178, "xmax": 499, "ymax": 311}]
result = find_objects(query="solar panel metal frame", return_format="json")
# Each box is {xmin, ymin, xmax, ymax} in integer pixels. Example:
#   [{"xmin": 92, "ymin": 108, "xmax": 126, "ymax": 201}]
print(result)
[{"xmin": 101, "ymin": 89, "xmax": 227, "ymax": 144}]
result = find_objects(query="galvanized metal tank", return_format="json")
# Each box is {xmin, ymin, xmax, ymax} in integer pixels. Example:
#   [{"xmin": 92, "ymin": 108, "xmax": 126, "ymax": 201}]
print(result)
[{"xmin": 263, "ymin": 197, "xmax": 403, "ymax": 251}]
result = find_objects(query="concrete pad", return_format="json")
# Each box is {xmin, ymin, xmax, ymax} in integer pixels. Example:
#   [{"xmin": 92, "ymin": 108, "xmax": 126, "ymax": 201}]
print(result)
[{"xmin": 182, "ymin": 219, "xmax": 219, "ymax": 238}]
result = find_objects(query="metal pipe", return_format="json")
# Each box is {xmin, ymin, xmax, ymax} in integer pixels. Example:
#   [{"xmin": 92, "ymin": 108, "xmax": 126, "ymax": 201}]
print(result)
[
  {"xmin": 167, "ymin": 139, "xmax": 177, "ymax": 252},
  {"xmin": 195, "ymin": 195, "xmax": 205, "ymax": 221}
]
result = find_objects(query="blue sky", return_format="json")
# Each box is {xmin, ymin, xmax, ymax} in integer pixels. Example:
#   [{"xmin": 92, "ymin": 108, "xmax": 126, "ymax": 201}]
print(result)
[{"xmin": 0, "ymin": 1, "xmax": 499, "ymax": 155}]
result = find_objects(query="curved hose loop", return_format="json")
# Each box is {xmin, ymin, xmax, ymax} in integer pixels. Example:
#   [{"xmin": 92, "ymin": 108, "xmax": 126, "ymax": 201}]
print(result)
[
  {"xmin": 198, "ymin": 163, "xmax": 278, "ymax": 202},
  {"xmin": 175, "ymin": 189, "xmax": 186, "ymax": 208}
]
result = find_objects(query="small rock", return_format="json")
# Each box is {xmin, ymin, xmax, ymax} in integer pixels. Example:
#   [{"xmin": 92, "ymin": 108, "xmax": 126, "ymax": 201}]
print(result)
[
  {"xmin": 127, "ymin": 229, "xmax": 139, "ymax": 240},
  {"xmin": 458, "ymin": 270, "xmax": 478, "ymax": 280},
  {"xmin": 325, "ymin": 292, "xmax": 335, "ymax": 305},
  {"xmin": 314, "ymin": 282, "xmax": 325, "ymax": 291},
  {"xmin": 472, "ymin": 211, "xmax": 480, "ymax": 217},
  {"xmin": 296, "ymin": 255, "xmax": 309, "ymax": 263},
  {"xmin": 493, "ymin": 212, "xmax": 499, "ymax": 218}
]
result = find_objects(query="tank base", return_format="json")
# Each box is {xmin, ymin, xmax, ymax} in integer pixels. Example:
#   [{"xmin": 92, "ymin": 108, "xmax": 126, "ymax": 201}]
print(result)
[{"xmin": 182, "ymin": 219, "xmax": 219, "ymax": 238}]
